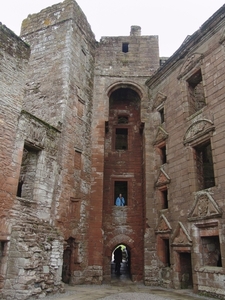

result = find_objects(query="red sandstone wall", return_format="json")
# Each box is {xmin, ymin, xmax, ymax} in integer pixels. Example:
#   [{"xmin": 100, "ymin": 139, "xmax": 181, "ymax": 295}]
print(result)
[{"xmin": 145, "ymin": 6, "xmax": 225, "ymax": 297}]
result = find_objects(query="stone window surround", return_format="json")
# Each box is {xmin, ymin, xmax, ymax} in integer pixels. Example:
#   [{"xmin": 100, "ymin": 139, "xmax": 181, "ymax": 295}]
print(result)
[
  {"xmin": 194, "ymin": 221, "xmax": 222, "ymax": 269},
  {"xmin": 185, "ymin": 132, "xmax": 216, "ymax": 193}
]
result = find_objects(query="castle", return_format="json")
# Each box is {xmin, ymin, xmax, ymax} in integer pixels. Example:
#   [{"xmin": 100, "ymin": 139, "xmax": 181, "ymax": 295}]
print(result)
[{"xmin": 1, "ymin": 0, "xmax": 225, "ymax": 299}]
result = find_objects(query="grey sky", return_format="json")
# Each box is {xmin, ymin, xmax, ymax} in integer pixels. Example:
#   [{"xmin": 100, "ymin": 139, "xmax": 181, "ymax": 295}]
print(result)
[{"xmin": 0, "ymin": 0, "xmax": 224, "ymax": 56}]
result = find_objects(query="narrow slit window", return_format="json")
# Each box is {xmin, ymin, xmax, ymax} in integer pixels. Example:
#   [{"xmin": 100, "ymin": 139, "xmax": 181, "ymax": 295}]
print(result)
[
  {"xmin": 160, "ymin": 145, "xmax": 167, "ymax": 164},
  {"xmin": 115, "ymin": 128, "xmax": 128, "ymax": 150},
  {"xmin": 159, "ymin": 107, "xmax": 164, "ymax": 123},
  {"xmin": 161, "ymin": 189, "xmax": 168, "ymax": 209},
  {"xmin": 122, "ymin": 43, "xmax": 129, "ymax": 53}
]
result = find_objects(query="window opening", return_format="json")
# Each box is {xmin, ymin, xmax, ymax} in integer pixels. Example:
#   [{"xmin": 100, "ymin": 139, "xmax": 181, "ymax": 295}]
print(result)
[
  {"xmin": 118, "ymin": 116, "xmax": 128, "ymax": 124},
  {"xmin": 114, "ymin": 181, "xmax": 127, "ymax": 206},
  {"xmin": 115, "ymin": 128, "xmax": 128, "ymax": 150},
  {"xmin": 201, "ymin": 236, "xmax": 222, "ymax": 267},
  {"xmin": 16, "ymin": 144, "xmax": 40, "ymax": 199},
  {"xmin": 164, "ymin": 239, "xmax": 170, "ymax": 267},
  {"xmin": 194, "ymin": 141, "xmax": 215, "ymax": 190},
  {"xmin": 160, "ymin": 145, "xmax": 167, "ymax": 164},
  {"xmin": 122, "ymin": 43, "xmax": 129, "ymax": 53},
  {"xmin": 161, "ymin": 189, "xmax": 168, "ymax": 209},
  {"xmin": 157, "ymin": 237, "xmax": 170, "ymax": 267},
  {"xmin": 74, "ymin": 150, "xmax": 82, "ymax": 170},
  {"xmin": 187, "ymin": 70, "xmax": 205, "ymax": 115},
  {"xmin": 159, "ymin": 107, "xmax": 164, "ymax": 123}
]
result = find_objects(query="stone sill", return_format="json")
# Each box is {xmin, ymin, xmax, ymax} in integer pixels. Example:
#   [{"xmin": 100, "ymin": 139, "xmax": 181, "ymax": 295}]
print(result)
[
  {"xmin": 17, "ymin": 196, "xmax": 36, "ymax": 205},
  {"xmin": 196, "ymin": 266, "xmax": 224, "ymax": 274}
]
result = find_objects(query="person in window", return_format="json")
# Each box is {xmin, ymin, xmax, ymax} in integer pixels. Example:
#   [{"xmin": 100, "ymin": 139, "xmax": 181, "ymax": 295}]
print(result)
[{"xmin": 115, "ymin": 193, "xmax": 125, "ymax": 206}]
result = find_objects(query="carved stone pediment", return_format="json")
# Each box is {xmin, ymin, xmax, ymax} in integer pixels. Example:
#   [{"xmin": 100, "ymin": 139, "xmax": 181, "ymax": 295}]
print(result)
[
  {"xmin": 188, "ymin": 192, "xmax": 222, "ymax": 221},
  {"xmin": 183, "ymin": 119, "xmax": 215, "ymax": 145},
  {"xmin": 155, "ymin": 214, "xmax": 172, "ymax": 233},
  {"xmin": 152, "ymin": 92, "xmax": 167, "ymax": 110},
  {"xmin": 178, "ymin": 52, "xmax": 204, "ymax": 79},
  {"xmin": 155, "ymin": 168, "xmax": 170, "ymax": 187},
  {"xmin": 171, "ymin": 222, "xmax": 192, "ymax": 247},
  {"xmin": 154, "ymin": 126, "xmax": 168, "ymax": 145}
]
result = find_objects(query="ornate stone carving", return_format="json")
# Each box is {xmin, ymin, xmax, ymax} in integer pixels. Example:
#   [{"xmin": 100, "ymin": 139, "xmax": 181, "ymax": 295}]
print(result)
[
  {"xmin": 183, "ymin": 119, "xmax": 214, "ymax": 145},
  {"xmin": 152, "ymin": 92, "xmax": 167, "ymax": 110},
  {"xmin": 155, "ymin": 168, "xmax": 170, "ymax": 187},
  {"xmin": 155, "ymin": 214, "xmax": 172, "ymax": 233},
  {"xmin": 188, "ymin": 192, "xmax": 222, "ymax": 221},
  {"xmin": 154, "ymin": 126, "xmax": 168, "ymax": 145},
  {"xmin": 171, "ymin": 222, "xmax": 192, "ymax": 247},
  {"xmin": 178, "ymin": 53, "xmax": 203, "ymax": 79}
]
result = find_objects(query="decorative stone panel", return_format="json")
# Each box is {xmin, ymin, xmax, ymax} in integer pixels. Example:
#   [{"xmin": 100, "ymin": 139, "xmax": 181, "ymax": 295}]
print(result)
[
  {"xmin": 155, "ymin": 215, "xmax": 172, "ymax": 234},
  {"xmin": 188, "ymin": 192, "xmax": 222, "ymax": 221},
  {"xmin": 155, "ymin": 168, "xmax": 170, "ymax": 188},
  {"xmin": 183, "ymin": 119, "xmax": 215, "ymax": 145},
  {"xmin": 171, "ymin": 222, "xmax": 192, "ymax": 247}
]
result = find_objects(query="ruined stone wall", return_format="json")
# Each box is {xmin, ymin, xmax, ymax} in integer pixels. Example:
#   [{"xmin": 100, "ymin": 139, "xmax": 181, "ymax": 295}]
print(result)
[
  {"xmin": 20, "ymin": 0, "xmax": 96, "ymax": 286},
  {"xmin": 145, "ymin": 6, "xmax": 225, "ymax": 298},
  {"xmin": 0, "ymin": 24, "xmax": 30, "ymax": 298}
]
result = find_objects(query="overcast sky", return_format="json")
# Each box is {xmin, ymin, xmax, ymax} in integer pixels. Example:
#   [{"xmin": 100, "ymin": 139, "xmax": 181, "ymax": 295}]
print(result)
[{"xmin": 0, "ymin": 0, "xmax": 224, "ymax": 57}]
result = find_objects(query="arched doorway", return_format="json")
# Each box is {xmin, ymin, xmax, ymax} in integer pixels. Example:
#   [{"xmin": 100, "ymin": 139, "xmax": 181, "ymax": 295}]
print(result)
[{"xmin": 111, "ymin": 244, "xmax": 131, "ymax": 279}]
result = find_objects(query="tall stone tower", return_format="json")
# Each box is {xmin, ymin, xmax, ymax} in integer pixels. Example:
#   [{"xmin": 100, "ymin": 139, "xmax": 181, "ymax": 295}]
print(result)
[{"xmin": 91, "ymin": 27, "xmax": 159, "ymax": 282}]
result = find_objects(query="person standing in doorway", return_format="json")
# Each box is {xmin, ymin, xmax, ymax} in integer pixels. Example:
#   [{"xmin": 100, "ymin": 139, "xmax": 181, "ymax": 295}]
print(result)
[
  {"xmin": 114, "ymin": 246, "xmax": 123, "ymax": 275},
  {"xmin": 115, "ymin": 194, "xmax": 125, "ymax": 206}
]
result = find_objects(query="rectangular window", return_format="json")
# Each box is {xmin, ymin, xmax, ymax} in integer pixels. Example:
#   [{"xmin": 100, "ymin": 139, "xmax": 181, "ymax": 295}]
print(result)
[
  {"xmin": 161, "ymin": 189, "xmax": 168, "ymax": 209},
  {"xmin": 77, "ymin": 99, "xmax": 84, "ymax": 118},
  {"xmin": 159, "ymin": 107, "xmax": 164, "ymax": 123},
  {"xmin": 114, "ymin": 181, "xmax": 127, "ymax": 206},
  {"xmin": 194, "ymin": 140, "xmax": 215, "ymax": 190},
  {"xmin": 115, "ymin": 128, "xmax": 128, "ymax": 150},
  {"xmin": 160, "ymin": 145, "xmax": 167, "ymax": 164},
  {"xmin": 163, "ymin": 239, "xmax": 171, "ymax": 267},
  {"xmin": 74, "ymin": 150, "xmax": 82, "ymax": 170},
  {"xmin": 122, "ymin": 43, "xmax": 129, "ymax": 53},
  {"xmin": 187, "ymin": 70, "xmax": 205, "ymax": 115},
  {"xmin": 17, "ymin": 143, "xmax": 40, "ymax": 199},
  {"xmin": 157, "ymin": 236, "xmax": 170, "ymax": 267},
  {"xmin": 201, "ymin": 236, "xmax": 222, "ymax": 267}
]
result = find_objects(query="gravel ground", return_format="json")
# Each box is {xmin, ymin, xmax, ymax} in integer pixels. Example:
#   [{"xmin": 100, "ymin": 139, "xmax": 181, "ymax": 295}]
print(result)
[{"xmin": 100, "ymin": 292, "xmax": 173, "ymax": 300}]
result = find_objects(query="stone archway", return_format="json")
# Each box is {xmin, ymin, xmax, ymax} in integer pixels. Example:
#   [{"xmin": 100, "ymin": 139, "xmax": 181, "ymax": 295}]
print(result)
[{"xmin": 103, "ymin": 234, "xmax": 140, "ymax": 283}]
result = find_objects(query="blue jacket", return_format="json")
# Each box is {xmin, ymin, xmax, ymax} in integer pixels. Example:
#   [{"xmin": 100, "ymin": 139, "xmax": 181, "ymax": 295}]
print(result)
[{"xmin": 115, "ymin": 196, "xmax": 125, "ymax": 206}]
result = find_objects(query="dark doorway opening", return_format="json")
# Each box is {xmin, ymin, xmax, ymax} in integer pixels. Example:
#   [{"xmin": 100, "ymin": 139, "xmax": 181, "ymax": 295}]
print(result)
[
  {"xmin": 111, "ymin": 244, "xmax": 131, "ymax": 280},
  {"xmin": 62, "ymin": 237, "xmax": 75, "ymax": 284},
  {"xmin": 179, "ymin": 252, "xmax": 193, "ymax": 289}
]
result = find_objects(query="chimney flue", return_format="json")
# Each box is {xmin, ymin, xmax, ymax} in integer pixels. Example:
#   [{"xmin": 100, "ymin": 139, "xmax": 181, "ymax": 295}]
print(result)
[{"xmin": 130, "ymin": 25, "xmax": 141, "ymax": 36}]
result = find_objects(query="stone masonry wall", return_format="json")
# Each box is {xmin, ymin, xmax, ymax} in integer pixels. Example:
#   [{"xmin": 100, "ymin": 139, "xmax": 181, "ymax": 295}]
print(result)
[
  {"xmin": 20, "ymin": 0, "xmax": 96, "ymax": 286},
  {"xmin": 0, "ymin": 24, "xmax": 30, "ymax": 296},
  {"xmin": 145, "ymin": 6, "xmax": 225, "ymax": 298}
]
